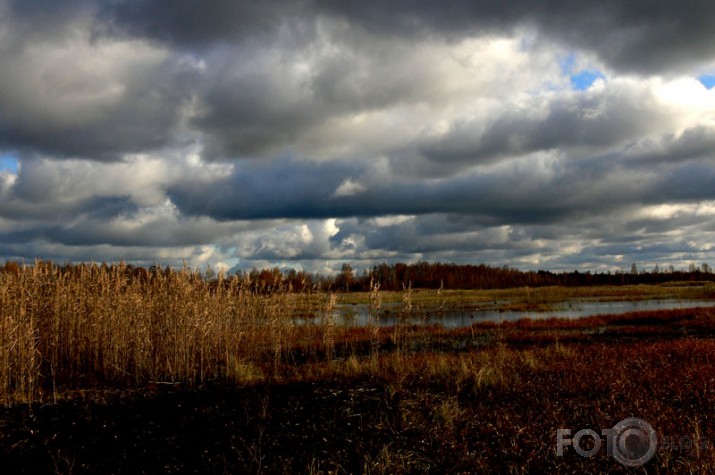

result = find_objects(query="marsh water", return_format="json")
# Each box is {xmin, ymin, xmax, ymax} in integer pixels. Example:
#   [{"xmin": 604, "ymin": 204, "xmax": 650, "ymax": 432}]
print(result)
[{"xmin": 326, "ymin": 298, "xmax": 715, "ymax": 328}]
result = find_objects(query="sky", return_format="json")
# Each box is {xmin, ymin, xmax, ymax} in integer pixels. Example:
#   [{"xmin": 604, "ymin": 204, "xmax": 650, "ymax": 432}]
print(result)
[{"xmin": 1, "ymin": 1, "xmax": 715, "ymax": 274}]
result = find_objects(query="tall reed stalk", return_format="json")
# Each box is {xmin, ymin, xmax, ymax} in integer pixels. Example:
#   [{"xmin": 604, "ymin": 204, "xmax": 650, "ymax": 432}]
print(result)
[{"xmin": 0, "ymin": 261, "xmax": 329, "ymax": 404}]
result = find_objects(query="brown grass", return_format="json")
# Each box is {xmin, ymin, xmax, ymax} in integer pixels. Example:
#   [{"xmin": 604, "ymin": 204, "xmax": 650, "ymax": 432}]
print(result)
[
  {"xmin": 342, "ymin": 283, "xmax": 715, "ymax": 310},
  {"xmin": 3, "ymin": 262, "xmax": 715, "ymax": 405},
  {"xmin": 0, "ymin": 261, "xmax": 344, "ymax": 404},
  {"xmin": 3, "ymin": 262, "xmax": 715, "ymax": 472}
]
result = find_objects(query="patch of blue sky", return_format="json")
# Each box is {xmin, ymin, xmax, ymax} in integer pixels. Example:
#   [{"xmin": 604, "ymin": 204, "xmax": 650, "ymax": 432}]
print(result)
[
  {"xmin": 0, "ymin": 153, "xmax": 19, "ymax": 174},
  {"xmin": 570, "ymin": 69, "xmax": 605, "ymax": 90},
  {"xmin": 698, "ymin": 75, "xmax": 715, "ymax": 89},
  {"xmin": 558, "ymin": 53, "xmax": 605, "ymax": 91}
]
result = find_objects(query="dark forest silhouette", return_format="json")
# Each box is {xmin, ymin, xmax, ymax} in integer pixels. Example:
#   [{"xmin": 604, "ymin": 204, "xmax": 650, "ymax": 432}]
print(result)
[{"xmin": 3, "ymin": 260, "xmax": 713, "ymax": 292}]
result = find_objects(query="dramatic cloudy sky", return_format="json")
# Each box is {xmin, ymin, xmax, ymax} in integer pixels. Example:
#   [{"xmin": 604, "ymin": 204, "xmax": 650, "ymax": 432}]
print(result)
[{"xmin": 1, "ymin": 1, "xmax": 715, "ymax": 273}]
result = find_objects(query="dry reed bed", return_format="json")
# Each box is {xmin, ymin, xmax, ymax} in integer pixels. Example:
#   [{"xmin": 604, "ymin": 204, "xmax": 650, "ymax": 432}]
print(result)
[
  {"xmin": 3, "ymin": 262, "xmax": 715, "ymax": 405},
  {"xmin": 3, "ymin": 263, "xmax": 715, "ymax": 471},
  {"xmin": 0, "ymin": 262, "xmax": 345, "ymax": 404}
]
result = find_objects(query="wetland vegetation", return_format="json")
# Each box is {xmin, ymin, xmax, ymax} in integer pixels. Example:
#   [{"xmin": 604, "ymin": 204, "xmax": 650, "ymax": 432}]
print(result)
[{"xmin": 1, "ymin": 261, "xmax": 715, "ymax": 473}]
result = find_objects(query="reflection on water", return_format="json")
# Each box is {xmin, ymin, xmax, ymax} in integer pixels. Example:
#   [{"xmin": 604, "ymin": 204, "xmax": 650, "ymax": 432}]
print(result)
[{"xmin": 321, "ymin": 299, "xmax": 715, "ymax": 328}]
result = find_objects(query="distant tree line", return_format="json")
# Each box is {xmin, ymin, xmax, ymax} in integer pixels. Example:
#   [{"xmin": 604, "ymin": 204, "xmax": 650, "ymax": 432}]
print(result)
[
  {"xmin": 189, "ymin": 260, "xmax": 715, "ymax": 291},
  {"xmin": 331, "ymin": 261, "xmax": 715, "ymax": 291},
  {"xmin": 2, "ymin": 260, "xmax": 714, "ymax": 292}
]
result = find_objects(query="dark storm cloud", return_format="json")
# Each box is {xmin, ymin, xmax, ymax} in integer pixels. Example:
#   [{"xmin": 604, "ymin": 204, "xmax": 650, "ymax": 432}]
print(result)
[
  {"xmin": 193, "ymin": 32, "xmax": 450, "ymax": 160},
  {"xmin": 325, "ymin": 206, "xmax": 715, "ymax": 271},
  {"xmin": 0, "ymin": 159, "xmax": 136, "ymax": 220},
  {"xmin": 649, "ymin": 162, "xmax": 715, "ymax": 202},
  {"xmin": 194, "ymin": 63, "xmax": 323, "ymax": 159},
  {"xmin": 24, "ymin": 220, "xmax": 211, "ymax": 248},
  {"xmin": 329, "ymin": 216, "xmax": 513, "ymax": 255},
  {"xmin": 0, "ymin": 200, "xmax": 258, "ymax": 248},
  {"xmin": 420, "ymin": 85, "xmax": 670, "ymax": 164},
  {"xmin": 96, "ymin": 0, "xmax": 715, "ymax": 75},
  {"xmin": 0, "ymin": 48, "xmax": 197, "ymax": 161},
  {"xmin": 3, "ymin": 0, "xmax": 712, "ymax": 162},
  {"xmin": 0, "ymin": 191, "xmax": 132, "ymax": 221},
  {"xmin": 3, "ymin": 0, "xmax": 90, "ymax": 42},
  {"xmin": 627, "ymin": 126, "xmax": 715, "ymax": 165},
  {"xmin": 96, "ymin": 1, "xmax": 715, "ymax": 74},
  {"xmin": 167, "ymin": 152, "xmax": 657, "ymax": 225},
  {"xmin": 165, "ymin": 128, "xmax": 715, "ymax": 261},
  {"xmin": 168, "ymin": 157, "xmax": 378, "ymax": 219},
  {"xmin": 2, "ymin": 0, "xmax": 715, "ymax": 271},
  {"xmin": 315, "ymin": 0, "xmax": 715, "ymax": 74},
  {"xmin": 97, "ymin": 0, "xmax": 309, "ymax": 49}
]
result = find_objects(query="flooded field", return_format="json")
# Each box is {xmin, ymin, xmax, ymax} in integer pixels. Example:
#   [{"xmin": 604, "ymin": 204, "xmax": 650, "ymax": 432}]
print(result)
[
  {"xmin": 4, "ymin": 264, "xmax": 715, "ymax": 473},
  {"xmin": 330, "ymin": 298, "xmax": 715, "ymax": 328}
]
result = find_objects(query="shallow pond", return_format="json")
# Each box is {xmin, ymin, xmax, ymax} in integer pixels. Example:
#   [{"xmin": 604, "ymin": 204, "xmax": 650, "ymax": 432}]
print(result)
[{"xmin": 327, "ymin": 298, "xmax": 715, "ymax": 328}]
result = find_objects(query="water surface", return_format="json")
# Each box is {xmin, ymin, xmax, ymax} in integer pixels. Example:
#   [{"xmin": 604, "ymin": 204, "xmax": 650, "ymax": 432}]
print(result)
[{"xmin": 329, "ymin": 298, "xmax": 715, "ymax": 328}]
